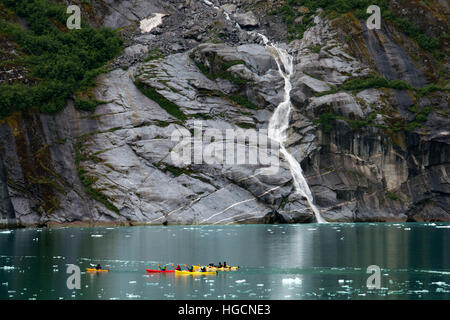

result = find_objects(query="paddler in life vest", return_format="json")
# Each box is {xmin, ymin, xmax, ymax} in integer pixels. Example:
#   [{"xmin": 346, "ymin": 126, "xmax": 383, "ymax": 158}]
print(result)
[
  {"xmin": 159, "ymin": 265, "xmax": 166, "ymax": 271},
  {"xmin": 175, "ymin": 264, "xmax": 181, "ymax": 271},
  {"xmin": 96, "ymin": 264, "xmax": 101, "ymax": 270},
  {"xmin": 218, "ymin": 262, "xmax": 223, "ymax": 268}
]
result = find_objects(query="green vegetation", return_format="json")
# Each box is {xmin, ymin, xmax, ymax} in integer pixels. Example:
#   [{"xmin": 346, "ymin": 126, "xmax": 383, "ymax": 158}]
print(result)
[
  {"xmin": 386, "ymin": 192, "xmax": 401, "ymax": 201},
  {"xmin": 281, "ymin": 0, "xmax": 390, "ymax": 17},
  {"xmin": 190, "ymin": 54, "xmax": 248, "ymax": 86},
  {"xmin": 74, "ymin": 98, "xmax": 109, "ymax": 112},
  {"xmin": 221, "ymin": 60, "xmax": 246, "ymax": 71},
  {"xmin": 314, "ymin": 111, "xmax": 378, "ymax": 133},
  {"xmin": 273, "ymin": 0, "xmax": 443, "ymax": 55},
  {"xmin": 402, "ymin": 105, "xmax": 433, "ymax": 132},
  {"xmin": 156, "ymin": 162, "xmax": 210, "ymax": 184},
  {"xmin": 229, "ymin": 94, "xmax": 258, "ymax": 110},
  {"xmin": 188, "ymin": 113, "xmax": 213, "ymax": 120},
  {"xmin": 273, "ymin": 0, "xmax": 391, "ymax": 41},
  {"xmin": 134, "ymin": 81, "xmax": 187, "ymax": 121},
  {"xmin": 346, "ymin": 112, "xmax": 377, "ymax": 130},
  {"xmin": 341, "ymin": 75, "xmax": 413, "ymax": 91},
  {"xmin": 309, "ymin": 45, "xmax": 322, "ymax": 53},
  {"xmin": 315, "ymin": 112, "xmax": 336, "ymax": 133},
  {"xmin": 393, "ymin": 17, "xmax": 440, "ymax": 52},
  {"xmin": 236, "ymin": 122, "xmax": 257, "ymax": 129},
  {"xmin": 416, "ymin": 84, "xmax": 450, "ymax": 98},
  {"xmin": 160, "ymin": 164, "xmax": 192, "ymax": 177},
  {"xmin": 153, "ymin": 120, "xmax": 174, "ymax": 127},
  {"xmin": 0, "ymin": 0, "xmax": 123, "ymax": 118},
  {"xmin": 315, "ymin": 103, "xmax": 434, "ymax": 135},
  {"xmin": 189, "ymin": 56, "xmax": 258, "ymax": 111},
  {"xmin": 316, "ymin": 75, "xmax": 449, "ymax": 98},
  {"xmin": 144, "ymin": 47, "xmax": 164, "ymax": 62}
]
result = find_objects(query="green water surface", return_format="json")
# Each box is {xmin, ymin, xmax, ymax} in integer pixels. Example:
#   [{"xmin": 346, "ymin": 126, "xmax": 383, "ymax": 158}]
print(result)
[{"xmin": 0, "ymin": 223, "xmax": 449, "ymax": 300}]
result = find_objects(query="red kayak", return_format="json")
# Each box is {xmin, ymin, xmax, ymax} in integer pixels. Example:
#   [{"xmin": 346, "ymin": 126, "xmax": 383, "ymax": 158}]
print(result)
[{"xmin": 145, "ymin": 269, "xmax": 175, "ymax": 273}]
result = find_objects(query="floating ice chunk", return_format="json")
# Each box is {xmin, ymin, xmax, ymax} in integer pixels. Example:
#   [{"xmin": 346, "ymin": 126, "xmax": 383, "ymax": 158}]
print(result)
[
  {"xmin": 91, "ymin": 235, "xmax": 103, "ymax": 238},
  {"xmin": 282, "ymin": 278, "xmax": 302, "ymax": 285},
  {"xmin": 2, "ymin": 266, "xmax": 14, "ymax": 270},
  {"xmin": 412, "ymin": 290, "xmax": 429, "ymax": 294},
  {"xmin": 129, "ymin": 281, "xmax": 137, "ymax": 284},
  {"xmin": 431, "ymin": 281, "xmax": 449, "ymax": 287},
  {"xmin": 235, "ymin": 280, "xmax": 246, "ymax": 284}
]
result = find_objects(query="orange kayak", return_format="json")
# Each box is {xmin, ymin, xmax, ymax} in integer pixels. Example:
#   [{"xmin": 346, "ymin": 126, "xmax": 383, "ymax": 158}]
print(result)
[{"xmin": 86, "ymin": 268, "xmax": 109, "ymax": 272}]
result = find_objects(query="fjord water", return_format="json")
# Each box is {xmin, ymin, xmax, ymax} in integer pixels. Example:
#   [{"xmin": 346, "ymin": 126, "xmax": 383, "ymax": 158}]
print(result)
[{"xmin": 0, "ymin": 223, "xmax": 449, "ymax": 300}]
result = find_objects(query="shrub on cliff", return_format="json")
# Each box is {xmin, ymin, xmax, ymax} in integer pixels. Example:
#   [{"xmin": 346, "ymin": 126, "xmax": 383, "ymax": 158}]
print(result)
[{"xmin": 0, "ymin": 0, "xmax": 122, "ymax": 118}]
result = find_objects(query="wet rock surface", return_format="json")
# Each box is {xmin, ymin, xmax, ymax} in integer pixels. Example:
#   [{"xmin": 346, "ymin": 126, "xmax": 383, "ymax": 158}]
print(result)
[{"xmin": 0, "ymin": 0, "xmax": 448, "ymax": 227}]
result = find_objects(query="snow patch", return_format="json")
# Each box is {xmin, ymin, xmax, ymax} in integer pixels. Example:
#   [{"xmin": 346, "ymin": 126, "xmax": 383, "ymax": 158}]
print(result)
[{"xmin": 140, "ymin": 13, "xmax": 166, "ymax": 34}]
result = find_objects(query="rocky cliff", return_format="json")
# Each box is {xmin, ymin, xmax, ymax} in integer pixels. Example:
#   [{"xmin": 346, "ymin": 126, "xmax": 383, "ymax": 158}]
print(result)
[{"xmin": 0, "ymin": 0, "xmax": 448, "ymax": 227}]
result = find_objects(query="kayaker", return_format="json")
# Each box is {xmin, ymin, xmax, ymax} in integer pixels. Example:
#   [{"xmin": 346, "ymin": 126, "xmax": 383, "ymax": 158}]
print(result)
[
  {"xmin": 176, "ymin": 264, "xmax": 181, "ymax": 271},
  {"xmin": 201, "ymin": 266, "xmax": 207, "ymax": 272},
  {"xmin": 188, "ymin": 266, "xmax": 194, "ymax": 272},
  {"xmin": 159, "ymin": 265, "xmax": 166, "ymax": 271},
  {"xmin": 218, "ymin": 262, "xmax": 223, "ymax": 268},
  {"xmin": 96, "ymin": 264, "xmax": 101, "ymax": 270},
  {"xmin": 223, "ymin": 261, "xmax": 228, "ymax": 268}
]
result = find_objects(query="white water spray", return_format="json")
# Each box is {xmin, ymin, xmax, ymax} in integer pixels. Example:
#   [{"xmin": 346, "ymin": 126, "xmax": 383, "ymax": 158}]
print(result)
[{"xmin": 201, "ymin": 2, "xmax": 327, "ymax": 223}]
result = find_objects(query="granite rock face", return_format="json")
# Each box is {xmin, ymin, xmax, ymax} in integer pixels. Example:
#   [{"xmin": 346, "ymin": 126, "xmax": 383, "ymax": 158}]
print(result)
[{"xmin": 0, "ymin": 0, "xmax": 448, "ymax": 227}]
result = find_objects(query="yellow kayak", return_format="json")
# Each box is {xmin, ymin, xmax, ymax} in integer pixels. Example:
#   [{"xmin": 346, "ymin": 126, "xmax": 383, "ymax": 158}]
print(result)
[
  {"xmin": 193, "ymin": 266, "xmax": 239, "ymax": 272},
  {"xmin": 175, "ymin": 270, "xmax": 217, "ymax": 276},
  {"xmin": 207, "ymin": 266, "xmax": 239, "ymax": 272},
  {"xmin": 86, "ymin": 268, "xmax": 109, "ymax": 273}
]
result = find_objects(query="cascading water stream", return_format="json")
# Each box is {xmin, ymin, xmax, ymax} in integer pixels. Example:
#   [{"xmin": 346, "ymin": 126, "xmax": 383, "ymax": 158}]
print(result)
[
  {"xmin": 201, "ymin": 1, "xmax": 327, "ymax": 223},
  {"xmin": 264, "ymin": 42, "xmax": 327, "ymax": 223},
  {"xmin": 249, "ymin": 35, "xmax": 327, "ymax": 223}
]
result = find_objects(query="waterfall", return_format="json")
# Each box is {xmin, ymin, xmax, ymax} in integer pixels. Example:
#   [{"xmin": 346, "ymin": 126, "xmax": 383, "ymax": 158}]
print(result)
[
  {"xmin": 201, "ymin": 1, "xmax": 327, "ymax": 223},
  {"xmin": 259, "ymin": 37, "xmax": 327, "ymax": 223}
]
